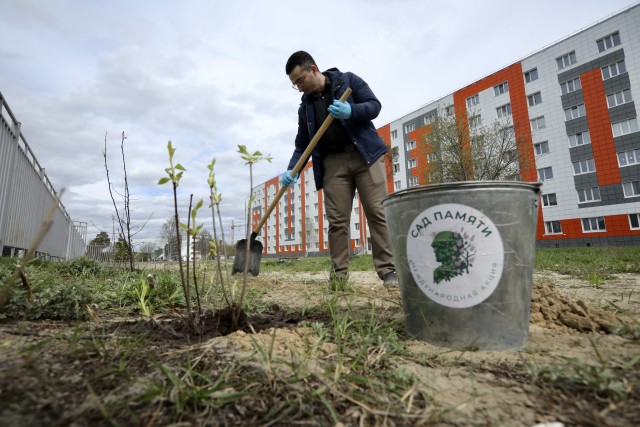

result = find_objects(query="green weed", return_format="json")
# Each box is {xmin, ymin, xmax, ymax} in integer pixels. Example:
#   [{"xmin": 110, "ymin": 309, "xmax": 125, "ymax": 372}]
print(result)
[
  {"xmin": 535, "ymin": 247, "xmax": 640, "ymax": 278},
  {"xmin": 136, "ymin": 361, "xmax": 248, "ymax": 418},
  {"xmin": 526, "ymin": 340, "xmax": 638, "ymax": 401}
]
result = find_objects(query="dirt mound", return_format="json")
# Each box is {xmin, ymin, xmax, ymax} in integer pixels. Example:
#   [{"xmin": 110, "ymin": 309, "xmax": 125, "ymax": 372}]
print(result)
[{"xmin": 530, "ymin": 280, "xmax": 620, "ymax": 333}]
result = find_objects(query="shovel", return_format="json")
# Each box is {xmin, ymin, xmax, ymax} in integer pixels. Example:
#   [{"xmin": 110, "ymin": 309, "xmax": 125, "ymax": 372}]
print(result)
[{"xmin": 232, "ymin": 87, "xmax": 353, "ymax": 276}]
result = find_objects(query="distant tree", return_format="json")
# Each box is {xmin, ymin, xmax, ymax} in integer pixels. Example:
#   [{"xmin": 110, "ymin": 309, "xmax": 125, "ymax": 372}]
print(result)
[
  {"xmin": 196, "ymin": 229, "xmax": 213, "ymax": 260},
  {"xmin": 425, "ymin": 107, "xmax": 531, "ymax": 182},
  {"xmin": 138, "ymin": 241, "xmax": 155, "ymax": 262},
  {"xmin": 304, "ymin": 213, "xmax": 316, "ymax": 256},
  {"xmin": 89, "ymin": 231, "xmax": 110, "ymax": 246},
  {"xmin": 160, "ymin": 216, "xmax": 185, "ymax": 260},
  {"xmin": 103, "ymin": 131, "xmax": 152, "ymax": 271},
  {"xmin": 114, "ymin": 238, "xmax": 131, "ymax": 262}
]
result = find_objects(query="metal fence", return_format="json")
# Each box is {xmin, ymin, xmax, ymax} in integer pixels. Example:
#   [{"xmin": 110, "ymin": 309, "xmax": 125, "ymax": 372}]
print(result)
[{"xmin": 0, "ymin": 90, "xmax": 86, "ymax": 260}]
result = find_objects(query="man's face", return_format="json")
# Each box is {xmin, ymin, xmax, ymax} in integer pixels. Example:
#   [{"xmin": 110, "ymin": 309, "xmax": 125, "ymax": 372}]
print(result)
[{"xmin": 289, "ymin": 64, "xmax": 318, "ymax": 94}]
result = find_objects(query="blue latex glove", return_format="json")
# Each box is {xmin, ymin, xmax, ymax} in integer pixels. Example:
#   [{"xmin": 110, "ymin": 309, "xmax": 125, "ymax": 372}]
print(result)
[
  {"xmin": 280, "ymin": 170, "xmax": 299, "ymax": 187},
  {"xmin": 328, "ymin": 100, "xmax": 352, "ymax": 120}
]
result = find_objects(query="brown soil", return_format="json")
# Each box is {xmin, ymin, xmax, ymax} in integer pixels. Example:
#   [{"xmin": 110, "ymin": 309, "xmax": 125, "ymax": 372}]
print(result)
[{"xmin": 0, "ymin": 270, "xmax": 638, "ymax": 426}]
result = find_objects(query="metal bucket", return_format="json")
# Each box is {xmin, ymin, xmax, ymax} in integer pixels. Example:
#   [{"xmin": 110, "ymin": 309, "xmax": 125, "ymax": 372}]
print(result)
[{"xmin": 382, "ymin": 181, "xmax": 541, "ymax": 350}]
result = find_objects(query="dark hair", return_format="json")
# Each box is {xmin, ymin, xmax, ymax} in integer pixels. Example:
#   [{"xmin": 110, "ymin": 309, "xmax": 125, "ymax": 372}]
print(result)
[{"xmin": 285, "ymin": 51, "xmax": 316, "ymax": 75}]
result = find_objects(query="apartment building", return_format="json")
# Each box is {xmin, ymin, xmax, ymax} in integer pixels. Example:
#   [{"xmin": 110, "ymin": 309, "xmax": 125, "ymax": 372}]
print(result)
[{"xmin": 251, "ymin": 4, "xmax": 640, "ymax": 255}]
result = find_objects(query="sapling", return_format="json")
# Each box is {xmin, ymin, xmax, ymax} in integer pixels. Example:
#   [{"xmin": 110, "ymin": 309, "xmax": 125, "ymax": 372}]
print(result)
[
  {"xmin": 158, "ymin": 141, "xmax": 194, "ymax": 331},
  {"xmin": 181, "ymin": 196, "xmax": 204, "ymax": 319},
  {"xmin": 207, "ymin": 158, "xmax": 232, "ymax": 307},
  {"xmin": 235, "ymin": 145, "xmax": 272, "ymax": 328}
]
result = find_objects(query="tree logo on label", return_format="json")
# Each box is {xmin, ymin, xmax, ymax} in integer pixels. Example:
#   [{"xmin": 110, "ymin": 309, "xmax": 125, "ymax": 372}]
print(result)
[
  {"xmin": 406, "ymin": 203, "xmax": 504, "ymax": 308},
  {"xmin": 431, "ymin": 230, "xmax": 476, "ymax": 284}
]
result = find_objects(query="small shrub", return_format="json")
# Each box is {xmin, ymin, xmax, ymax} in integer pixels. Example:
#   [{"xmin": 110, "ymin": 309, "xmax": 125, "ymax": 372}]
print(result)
[{"xmin": 55, "ymin": 257, "xmax": 104, "ymax": 277}]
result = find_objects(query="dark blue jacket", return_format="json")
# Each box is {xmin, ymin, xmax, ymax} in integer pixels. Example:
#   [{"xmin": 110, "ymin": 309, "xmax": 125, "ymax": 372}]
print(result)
[{"xmin": 287, "ymin": 68, "xmax": 387, "ymax": 190}]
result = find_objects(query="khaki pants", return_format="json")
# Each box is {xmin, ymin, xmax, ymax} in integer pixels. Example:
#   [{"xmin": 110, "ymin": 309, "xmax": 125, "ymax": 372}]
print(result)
[{"xmin": 322, "ymin": 150, "xmax": 395, "ymax": 279}]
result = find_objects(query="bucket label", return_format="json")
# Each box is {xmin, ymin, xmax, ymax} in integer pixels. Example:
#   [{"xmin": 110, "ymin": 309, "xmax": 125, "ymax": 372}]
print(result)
[{"xmin": 406, "ymin": 203, "xmax": 504, "ymax": 308}]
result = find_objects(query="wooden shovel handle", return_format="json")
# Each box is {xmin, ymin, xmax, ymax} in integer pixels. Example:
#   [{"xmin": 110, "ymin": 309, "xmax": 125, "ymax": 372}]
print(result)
[{"xmin": 253, "ymin": 87, "xmax": 353, "ymax": 235}]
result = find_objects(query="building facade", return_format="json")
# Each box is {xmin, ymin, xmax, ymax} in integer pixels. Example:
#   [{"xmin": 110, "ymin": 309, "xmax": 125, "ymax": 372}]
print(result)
[{"xmin": 251, "ymin": 4, "xmax": 640, "ymax": 255}]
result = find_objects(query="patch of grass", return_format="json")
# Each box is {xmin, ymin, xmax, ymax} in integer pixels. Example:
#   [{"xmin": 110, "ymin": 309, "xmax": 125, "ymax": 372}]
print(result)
[
  {"xmin": 614, "ymin": 321, "xmax": 640, "ymax": 341},
  {"xmin": 136, "ymin": 360, "xmax": 248, "ymax": 419},
  {"xmin": 535, "ymin": 247, "xmax": 640, "ymax": 280},
  {"xmin": 526, "ymin": 340, "xmax": 639, "ymax": 401},
  {"xmin": 0, "ymin": 258, "xmax": 190, "ymax": 320},
  {"xmin": 260, "ymin": 254, "xmax": 374, "ymax": 274}
]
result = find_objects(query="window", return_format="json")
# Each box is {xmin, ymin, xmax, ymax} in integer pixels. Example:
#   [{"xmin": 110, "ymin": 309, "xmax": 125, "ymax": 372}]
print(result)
[
  {"xmin": 545, "ymin": 221, "xmax": 562, "ymax": 234},
  {"xmin": 607, "ymin": 89, "xmax": 632, "ymax": 108},
  {"xmin": 405, "ymin": 122, "xmax": 415, "ymax": 134},
  {"xmin": 577, "ymin": 187, "xmax": 601, "ymax": 203},
  {"xmin": 629, "ymin": 213, "xmax": 640, "ymax": 230},
  {"xmin": 500, "ymin": 126, "xmax": 514, "ymax": 140},
  {"xmin": 406, "ymin": 140, "xmax": 416, "ymax": 150},
  {"xmin": 427, "ymin": 153, "xmax": 437, "ymax": 163},
  {"xmin": 391, "ymin": 130, "xmax": 398, "ymax": 139},
  {"xmin": 531, "ymin": 116, "xmax": 546, "ymax": 131},
  {"xmin": 564, "ymin": 104, "xmax": 586, "ymax": 121},
  {"xmin": 528, "ymin": 92, "xmax": 542, "ymax": 106},
  {"xmin": 537, "ymin": 166, "xmax": 553, "ymax": 181},
  {"xmin": 568, "ymin": 131, "xmax": 591, "ymax": 147},
  {"xmin": 394, "ymin": 180, "xmax": 401, "ymax": 190},
  {"xmin": 560, "ymin": 77, "xmax": 581, "ymax": 95},
  {"xmin": 573, "ymin": 158, "xmax": 596, "ymax": 175},
  {"xmin": 541, "ymin": 193, "xmax": 557, "ymax": 207},
  {"xmin": 582, "ymin": 216, "xmax": 606, "ymax": 232},
  {"xmin": 524, "ymin": 68, "xmax": 538, "ymax": 83},
  {"xmin": 469, "ymin": 114, "xmax": 482, "ymax": 128},
  {"xmin": 612, "ymin": 118, "xmax": 639, "ymax": 137},
  {"xmin": 354, "ymin": 207, "xmax": 359, "ymax": 215},
  {"xmin": 445, "ymin": 105, "xmax": 454, "ymax": 116},
  {"xmin": 597, "ymin": 31, "xmax": 621, "ymax": 53},
  {"xmin": 408, "ymin": 176, "xmax": 419, "ymax": 187},
  {"xmin": 466, "ymin": 94, "xmax": 479, "ymax": 108},
  {"xmin": 408, "ymin": 158, "xmax": 417, "ymax": 169},
  {"xmin": 424, "ymin": 114, "xmax": 435, "ymax": 125},
  {"xmin": 556, "ymin": 51, "xmax": 577, "ymax": 70},
  {"xmin": 494, "ymin": 82, "xmax": 509, "ymax": 96},
  {"xmin": 354, "ymin": 223, "xmax": 360, "ymax": 231},
  {"xmin": 602, "ymin": 60, "xmax": 626, "ymax": 80},
  {"xmin": 623, "ymin": 180, "xmax": 640, "ymax": 198},
  {"xmin": 392, "ymin": 163, "xmax": 400, "ymax": 173},
  {"xmin": 496, "ymin": 103, "xmax": 512, "ymax": 118},
  {"xmin": 534, "ymin": 141, "xmax": 549, "ymax": 156},
  {"xmin": 618, "ymin": 148, "xmax": 640, "ymax": 167}
]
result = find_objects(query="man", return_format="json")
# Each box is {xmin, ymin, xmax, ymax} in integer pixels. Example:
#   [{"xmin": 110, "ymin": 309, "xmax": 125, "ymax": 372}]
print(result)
[{"xmin": 281, "ymin": 51, "xmax": 397, "ymax": 288}]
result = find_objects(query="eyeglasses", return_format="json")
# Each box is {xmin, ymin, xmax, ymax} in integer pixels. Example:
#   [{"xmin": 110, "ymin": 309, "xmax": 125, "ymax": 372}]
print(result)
[{"xmin": 291, "ymin": 68, "xmax": 311, "ymax": 90}]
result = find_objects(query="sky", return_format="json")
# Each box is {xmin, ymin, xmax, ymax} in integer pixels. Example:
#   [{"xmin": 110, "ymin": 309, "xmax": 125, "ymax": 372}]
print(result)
[{"xmin": 0, "ymin": 0, "xmax": 636, "ymax": 250}]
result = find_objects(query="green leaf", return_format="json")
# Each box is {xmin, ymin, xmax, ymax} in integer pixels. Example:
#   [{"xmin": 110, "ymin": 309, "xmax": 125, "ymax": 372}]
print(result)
[
  {"xmin": 179, "ymin": 223, "xmax": 188, "ymax": 230},
  {"xmin": 158, "ymin": 177, "xmax": 170, "ymax": 185},
  {"xmin": 175, "ymin": 163, "xmax": 186, "ymax": 171}
]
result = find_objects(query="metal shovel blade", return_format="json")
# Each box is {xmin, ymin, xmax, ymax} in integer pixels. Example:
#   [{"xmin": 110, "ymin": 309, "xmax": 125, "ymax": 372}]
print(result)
[{"xmin": 232, "ymin": 232, "xmax": 264, "ymax": 276}]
